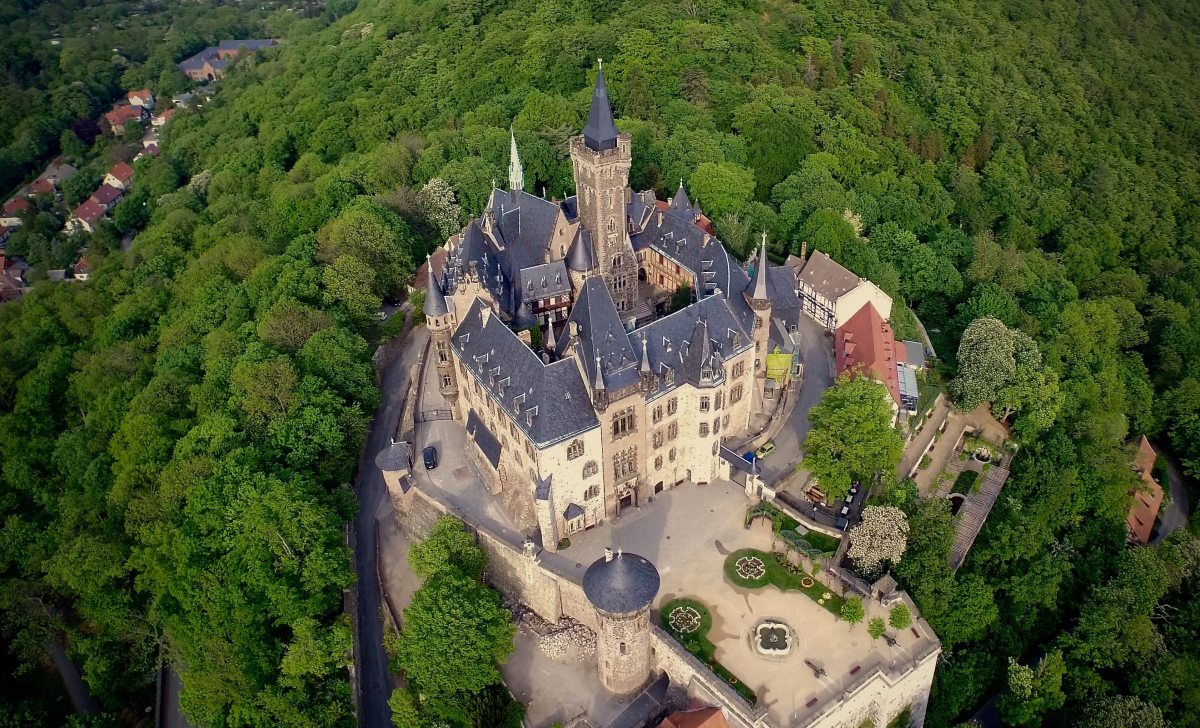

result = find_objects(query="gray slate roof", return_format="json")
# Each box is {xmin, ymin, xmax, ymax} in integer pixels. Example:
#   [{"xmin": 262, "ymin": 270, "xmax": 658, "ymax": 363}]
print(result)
[
  {"xmin": 566, "ymin": 228, "xmax": 596, "ymax": 271},
  {"xmin": 556, "ymin": 277, "xmax": 639, "ymax": 392},
  {"xmin": 519, "ymin": 261, "xmax": 571, "ymax": 303},
  {"xmin": 453, "ymin": 298, "xmax": 598, "ymax": 446},
  {"xmin": 424, "ymin": 256, "xmax": 449, "ymax": 317},
  {"xmin": 465, "ymin": 409, "xmax": 502, "ymax": 467},
  {"xmin": 374, "ymin": 441, "xmax": 412, "ymax": 471},
  {"xmin": 634, "ymin": 294, "xmax": 751, "ymax": 391},
  {"xmin": 583, "ymin": 69, "xmax": 619, "ymax": 152},
  {"xmin": 564, "ymin": 503, "xmax": 585, "ymax": 520},
  {"xmin": 582, "ymin": 551, "xmax": 660, "ymax": 614},
  {"xmin": 796, "ymin": 250, "xmax": 862, "ymax": 301}
]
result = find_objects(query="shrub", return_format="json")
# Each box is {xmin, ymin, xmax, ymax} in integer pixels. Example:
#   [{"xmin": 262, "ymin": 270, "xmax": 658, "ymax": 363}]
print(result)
[
  {"xmin": 889, "ymin": 604, "xmax": 912, "ymax": 630},
  {"xmin": 918, "ymin": 454, "xmax": 931, "ymax": 470},
  {"xmin": 868, "ymin": 617, "xmax": 886, "ymax": 639},
  {"xmin": 557, "ymin": 537, "xmax": 571, "ymax": 550},
  {"xmin": 841, "ymin": 597, "xmax": 864, "ymax": 624}
]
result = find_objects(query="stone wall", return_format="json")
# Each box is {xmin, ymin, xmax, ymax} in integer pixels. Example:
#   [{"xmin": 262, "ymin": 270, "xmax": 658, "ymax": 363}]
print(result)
[
  {"xmin": 805, "ymin": 645, "xmax": 940, "ymax": 728},
  {"xmin": 648, "ymin": 626, "xmax": 763, "ymax": 728}
]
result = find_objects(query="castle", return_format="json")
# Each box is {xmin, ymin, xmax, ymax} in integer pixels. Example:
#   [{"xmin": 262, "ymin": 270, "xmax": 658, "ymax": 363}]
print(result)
[{"xmin": 424, "ymin": 67, "xmax": 803, "ymax": 552}]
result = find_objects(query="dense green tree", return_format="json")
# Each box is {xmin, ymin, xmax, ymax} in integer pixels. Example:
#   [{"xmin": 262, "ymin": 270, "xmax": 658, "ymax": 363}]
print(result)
[{"xmin": 803, "ymin": 374, "xmax": 903, "ymax": 500}]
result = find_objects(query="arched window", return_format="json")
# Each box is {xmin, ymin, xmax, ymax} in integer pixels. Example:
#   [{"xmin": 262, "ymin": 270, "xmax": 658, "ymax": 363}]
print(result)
[
  {"xmin": 567, "ymin": 439, "xmax": 584, "ymax": 460},
  {"xmin": 583, "ymin": 460, "xmax": 598, "ymax": 478}
]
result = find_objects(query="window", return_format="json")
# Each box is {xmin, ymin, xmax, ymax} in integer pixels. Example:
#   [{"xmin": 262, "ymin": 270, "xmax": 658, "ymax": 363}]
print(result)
[
  {"xmin": 436, "ymin": 340, "xmax": 450, "ymax": 364},
  {"xmin": 525, "ymin": 441, "xmax": 535, "ymax": 459},
  {"xmin": 712, "ymin": 442, "xmax": 719, "ymax": 456},
  {"xmin": 667, "ymin": 422, "xmax": 678, "ymax": 441},
  {"xmin": 715, "ymin": 390, "xmax": 724, "ymax": 410},
  {"xmin": 700, "ymin": 422, "xmax": 709, "ymax": 437},
  {"xmin": 612, "ymin": 407, "xmax": 636, "ymax": 439},
  {"xmin": 667, "ymin": 398, "xmax": 678, "ymax": 415},
  {"xmin": 700, "ymin": 397, "xmax": 711, "ymax": 412},
  {"xmin": 614, "ymin": 448, "xmax": 638, "ymax": 479},
  {"xmin": 669, "ymin": 447, "xmax": 676, "ymax": 463},
  {"xmin": 585, "ymin": 484, "xmax": 600, "ymax": 500},
  {"xmin": 655, "ymin": 455, "xmax": 663, "ymax": 470},
  {"xmin": 652, "ymin": 431, "xmax": 664, "ymax": 449},
  {"xmin": 652, "ymin": 405, "xmax": 663, "ymax": 424},
  {"xmin": 722, "ymin": 414, "xmax": 730, "ymax": 428},
  {"xmin": 440, "ymin": 374, "xmax": 452, "ymax": 389},
  {"xmin": 583, "ymin": 460, "xmax": 598, "ymax": 478},
  {"xmin": 567, "ymin": 439, "xmax": 584, "ymax": 460},
  {"xmin": 713, "ymin": 417, "xmax": 720, "ymax": 435},
  {"xmin": 619, "ymin": 642, "xmax": 627, "ymax": 656},
  {"xmin": 731, "ymin": 384, "xmax": 743, "ymax": 404},
  {"xmin": 510, "ymin": 422, "xmax": 517, "ymax": 438},
  {"xmin": 733, "ymin": 361, "xmax": 745, "ymax": 378}
]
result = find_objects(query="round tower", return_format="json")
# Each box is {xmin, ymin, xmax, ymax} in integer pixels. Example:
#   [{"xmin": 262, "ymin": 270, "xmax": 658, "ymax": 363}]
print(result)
[
  {"xmin": 744, "ymin": 234, "xmax": 774, "ymax": 377},
  {"xmin": 583, "ymin": 548, "xmax": 660, "ymax": 695}
]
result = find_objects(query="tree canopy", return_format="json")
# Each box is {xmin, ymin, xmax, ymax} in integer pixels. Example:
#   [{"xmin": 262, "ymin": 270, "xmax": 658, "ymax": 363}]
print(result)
[{"xmin": 803, "ymin": 374, "xmax": 903, "ymax": 500}]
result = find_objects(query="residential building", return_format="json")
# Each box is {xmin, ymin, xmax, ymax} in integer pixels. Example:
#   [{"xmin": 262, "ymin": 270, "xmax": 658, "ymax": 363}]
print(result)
[
  {"xmin": 103, "ymin": 103, "xmax": 147, "ymax": 134},
  {"xmin": 177, "ymin": 39, "xmax": 277, "ymax": 82},
  {"xmin": 794, "ymin": 250, "xmax": 892, "ymax": 330},
  {"xmin": 135, "ymin": 144, "xmax": 160, "ymax": 161},
  {"xmin": 104, "ymin": 162, "xmax": 135, "ymax": 191},
  {"xmin": 90, "ymin": 184, "xmax": 123, "ymax": 210},
  {"xmin": 1127, "ymin": 436, "xmax": 1165, "ymax": 545},
  {"xmin": 72, "ymin": 254, "xmax": 91, "ymax": 281},
  {"xmin": 426, "ymin": 69, "xmax": 802, "ymax": 552},
  {"xmin": 1, "ymin": 198, "xmax": 30, "ymax": 228},
  {"xmin": 835, "ymin": 302, "xmax": 908, "ymax": 415},
  {"xmin": 27, "ymin": 158, "xmax": 78, "ymax": 197},
  {"xmin": 152, "ymin": 108, "xmax": 175, "ymax": 127},
  {"xmin": 126, "ymin": 88, "xmax": 154, "ymax": 109},
  {"xmin": 69, "ymin": 199, "xmax": 106, "ymax": 234},
  {"xmin": 0, "ymin": 253, "xmax": 23, "ymax": 302}
]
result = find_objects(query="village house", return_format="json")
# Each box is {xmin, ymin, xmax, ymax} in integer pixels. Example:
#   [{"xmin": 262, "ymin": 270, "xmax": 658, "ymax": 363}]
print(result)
[
  {"xmin": 68, "ymin": 199, "xmax": 106, "ymax": 234},
  {"xmin": 27, "ymin": 158, "xmax": 78, "ymax": 197},
  {"xmin": 103, "ymin": 103, "xmax": 147, "ymax": 135},
  {"xmin": 1, "ymin": 252, "xmax": 24, "ymax": 302},
  {"xmin": 152, "ymin": 108, "xmax": 175, "ymax": 127},
  {"xmin": 72, "ymin": 254, "xmax": 91, "ymax": 281},
  {"xmin": 126, "ymin": 88, "xmax": 154, "ymax": 109},
  {"xmin": 1, "ymin": 198, "xmax": 31, "ymax": 228},
  {"xmin": 104, "ymin": 162, "xmax": 135, "ymax": 191},
  {"xmin": 1127, "ymin": 436, "xmax": 1165, "ymax": 546},
  {"xmin": 90, "ymin": 184, "xmax": 123, "ymax": 210},
  {"xmin": 835, "ymin": 302, "xmax": 913, "ymax": 416}
]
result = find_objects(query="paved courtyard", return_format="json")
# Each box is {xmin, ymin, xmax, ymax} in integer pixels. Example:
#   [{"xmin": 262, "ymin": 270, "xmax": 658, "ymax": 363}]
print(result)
[{"xmin": 542, "ymin": 483, "xmax": 937, "ymax": 727}]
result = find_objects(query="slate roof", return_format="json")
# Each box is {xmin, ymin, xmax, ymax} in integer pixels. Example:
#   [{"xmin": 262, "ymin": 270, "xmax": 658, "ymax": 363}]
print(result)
[
  {"xmin": 748, "ymin": 239, "xmax": 770, "ymax": 301},
  {"xmin": 563, "ymin": 503, "xmax": 584, "ymax": 520},
  {"xmin": 488, "ymin": 188, "xmax": 561, "ymax": 275},
  {"xmin": 518, "ymin": 261, "xmax": 571, "ymax": 303},
  {"xmin": 582, "ymin": 551, "xmax": 660, "ymax": 614},
  {"xmin": 374, "ymin": 441, "xmax": 413, "ymax": 471},
  {"xmin": 768, "ymin": 265, "xmax": 802, "ymax": 329},
  {"xmin": 556, "ymin": 277, "xmax": 639, "ymax": 392},
  {"xmin": 901, "ymin": 340, "xmax": 927, "ymax": 369},
  {"xmin": 465, "ymin": 409, "xmax": 502, "ymax": 468},
  {"xmin": 667, "ymin": 181, "xmax": 691, "ymax": 213},
  {"xmin": 634, "ymin": 294, "xmax": 751, "ymax": 391},
  {"xmin": 91, "ymin": 184, "xmax": 122, "ymax": 206},
  {"xmin": 178, "ymin": 48, "xmax": 217, "ymax": 72},
  {"xmin": 217, "ymin": 38, "xmax": 276, "ymax": 52},
  {"xmin": 423, "ymin": 256, "xmax": 449, "ymax": 317},
  {"xmin": 453, "ymin": 298, "xmax": 598, "ymax": 446},
  {"xmin": 721, "ymin": 446, "xmax": 757, "ymax": 476},
  {"xmin": 566, "ymin": 227, "xmax": 596, "ymax": 271},
  {"xmin": 796, "ymin": 250, "xmax": 862, "ymax": 301},
  {"xmin": 583, "ymin": 69, "xmax": 619, "ymax": 152},
  {"xmin": 631, "ymin": 206, "xmax": 752, "ymax": 308}
]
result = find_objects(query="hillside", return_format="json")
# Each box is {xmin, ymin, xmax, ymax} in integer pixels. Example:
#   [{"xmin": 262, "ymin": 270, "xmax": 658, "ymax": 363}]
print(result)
[{"xmin": 2, "ymin": 0, "xmax": 1200, "ymax": 726}]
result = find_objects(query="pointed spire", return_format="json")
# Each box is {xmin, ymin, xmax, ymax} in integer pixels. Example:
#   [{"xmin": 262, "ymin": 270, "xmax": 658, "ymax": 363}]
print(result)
[
  {"xmin": 593, "ymin": 355, "xmax": 606, "ymax": 391},
  {"xmin": 583, "ymin": 62, "xmax": 619, "ymax": 152},
  {"xmin": 508, "ymin": 127, "xmax": 524, "ymax": 192},
  {"xmin": 423, "ymin": 254, "xmax": 449, "ymax": 318},
  {"xmin": 750, "ymin": 232, "xmax": 770, "ymax": 301},
  {"xmin": 545, "ymin": 318, "xmax": 556, "ymax": 351},
  {"xmin": 640, "ymin": 335, "xmax": 651, "ymax": 373},
  {"xmin": 669, "ymin": 178, "xmax": 691, "ymax": 212}
]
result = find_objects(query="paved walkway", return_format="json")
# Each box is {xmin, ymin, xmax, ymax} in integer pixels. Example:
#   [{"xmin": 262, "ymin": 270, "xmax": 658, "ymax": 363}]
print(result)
[
  {"xmin": 758, "ymin": 314, "xmax": 834, "ymax": 485},
  {"xmin": 898, "ymin": 395, "xmax": 949, "ymax": 481},
  {"xmin": 1151, "ymin": 442, "xmax": 1191, "ymax": 544},
  {"xmin": 911, "ymin": 404, "xmax": 1009, "ymax": 494},
  {"xmin": 352, "ymin": 313, "xmax": 427, "ymax": 728}
]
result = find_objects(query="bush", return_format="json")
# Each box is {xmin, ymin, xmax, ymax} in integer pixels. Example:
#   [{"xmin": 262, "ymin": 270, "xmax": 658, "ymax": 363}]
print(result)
[
  {"xmin": 868, "ymin": 617, "xmax": 887, "ymax": 639},
  {"xmin": 919, "ymin": 454, "xmax": 932, "ymax": 470},
  {"xmin": 841, "ymin": 597, "xmax": 865, "ymax": 624},
  {"xmin": 557, "ymin": 537, "xmax": 571, "ymax": 550},
  {"xmin": 889, "ymin": 604, "xmax": 912, "ymax": 629}
]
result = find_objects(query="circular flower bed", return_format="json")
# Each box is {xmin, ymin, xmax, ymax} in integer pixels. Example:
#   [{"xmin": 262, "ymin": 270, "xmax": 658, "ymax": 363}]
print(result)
[
  {"xmin": 735, "ymin": 555, "xmax": 767, "ymax": 580},
  {"xmin": 800, "ymin": 576, "xmax": 815, "ymax": 588},
  {"xmin": 668, "ymin": 605, "xmax": 702, "ymax": 634}
]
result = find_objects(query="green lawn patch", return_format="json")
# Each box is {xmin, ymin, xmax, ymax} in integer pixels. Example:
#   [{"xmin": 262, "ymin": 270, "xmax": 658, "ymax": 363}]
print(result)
[
  {"xmin": 951, "ymin": 470, "xmax": 978, "ymax": 495},
  {"xmin": 660, "ymin": 598, "xmax": 757, "ymax": 704},
  {"xmin": 723, "ymin": 548, "xmax": 846, "ymax": 616}
]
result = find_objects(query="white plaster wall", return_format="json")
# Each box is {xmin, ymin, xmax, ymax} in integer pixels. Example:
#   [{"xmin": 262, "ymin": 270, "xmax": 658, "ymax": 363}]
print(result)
[{"xmin": 835, "ymin": 281, "xmax": 893, "ymax": 329}]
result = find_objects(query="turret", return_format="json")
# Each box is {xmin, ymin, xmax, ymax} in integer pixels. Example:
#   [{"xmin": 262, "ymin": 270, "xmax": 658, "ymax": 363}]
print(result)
[
  {"xmin": 424, "ymin": 255, "xmax": 460, "ymax": 418},
  {"xmin": 583, "ymin": 548, "xmax": 660, "ymax": 695},
  {"xmin": 744, "ymin": 234, "xmax": 774, "ymax": 381}
]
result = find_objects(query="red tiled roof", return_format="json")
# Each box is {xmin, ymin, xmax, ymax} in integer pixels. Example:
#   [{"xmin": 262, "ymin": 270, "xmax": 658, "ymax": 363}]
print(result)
[
  {"xmin": 3, "ymin": 197, "xmax": 31, "ymax": 215},
  {"xmin": 104, "ymin": 104, "xmax": 144, "ymax": 127},
  {"xmin": 91, "ymin": 184, "xmax": 123, "ymax": 206},
  {"xmin": 836, "ymin": 302, "xmax": 901, "ymax": 407},
  {"xmin": 74, "ymin": 198, "xmax": 105, "ymax": 224},
  {"xmin": 1127, "ymin": 436, "xmax": 1164, "ymax": 545},
  {"xmin": 73, "ymin": 255, "xmax": 90, "ymax": 274},
  {"xmin": 127, "ymin": 88, "xmax": 153, "ymax": 101},
  {"xmin": 659, "ymin": 708, "xmax": 729, "ymax": 728},
  {"xmin": 108, "ymin": 161, "xmax": 135, "ymax": 183},
  {"xmin": 29, "ymin": 178, "xmax": 54, "ymax": 195}
]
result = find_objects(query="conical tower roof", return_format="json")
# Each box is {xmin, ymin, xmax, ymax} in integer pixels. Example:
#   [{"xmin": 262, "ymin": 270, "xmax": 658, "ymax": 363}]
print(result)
[
  {"xmin": 508, "ymin": 127, "xmax": 524, "ymax": 192},
  {"xmin": 423, "ymin": 255, "xmax": 449, "ymax": 317},
  {"xmin": 749, "ymin": 233, "xmax": 770, "ymax": 302},
  {"xmin": 668, "ymin": 179, "xmax": 691, "ymax": 212},
  {"xmin": 566, "ymin": 229, "xmax": 597, "ymax": 272},
  {"xmin": 583, "ymin": 65, "xmax": 619, "ymax": 152}
]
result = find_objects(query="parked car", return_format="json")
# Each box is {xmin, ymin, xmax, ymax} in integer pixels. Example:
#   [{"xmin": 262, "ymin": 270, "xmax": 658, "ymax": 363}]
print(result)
[
  {"xmin": 755, "ymin": 441, "xmax": 777, "ymax": 459},
  {"xmin": 839, "ymin": 505, "xmax": 850, "ymax": 516},
  {"xmin": 836, "ymin": 516, "xmax": 849, "ymax": 531},
  {"xmin": 422, "ymin": 446, "xmax": 438, "ymax": 469}
]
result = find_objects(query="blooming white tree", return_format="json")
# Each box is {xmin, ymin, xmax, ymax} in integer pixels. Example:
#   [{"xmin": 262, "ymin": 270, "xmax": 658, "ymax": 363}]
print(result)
[
  {"xmin": 418, "ymin": 177, "xmax": 463, "ymax": 240},
  {"xmin": 848, "ymin": 505, "xmax": 910, "ymax": 574}
]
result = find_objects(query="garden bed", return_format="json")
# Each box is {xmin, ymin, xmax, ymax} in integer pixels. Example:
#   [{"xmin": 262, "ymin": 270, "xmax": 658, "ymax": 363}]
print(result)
[
  {"xmin": 722, "ymin": 548, "xmax": 847, "ymax": 616},
  {"xmin": 951, "ymin": 470, "xmax": 978, "ymax": 495},
  {"xmin": 659, "ymin": 598, "xmax": 757, "ymax": 704}
]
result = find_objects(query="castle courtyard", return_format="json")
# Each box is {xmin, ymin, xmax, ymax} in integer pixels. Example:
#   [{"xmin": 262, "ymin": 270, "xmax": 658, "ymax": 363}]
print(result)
[{"xmin": 540, "ymin": 483, "xmax": 939, "ymax": 727}]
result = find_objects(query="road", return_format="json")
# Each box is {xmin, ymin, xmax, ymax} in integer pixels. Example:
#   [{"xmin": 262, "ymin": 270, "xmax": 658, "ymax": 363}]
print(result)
[
  {"xmin": 757, "ymin": 314, "xmax": 834, "ymax": 485},
  {"xmin": 1152, "ymin": 442, "xmax": 1191, "ymax": 544},
  {"xmin": 49, "ymin": 642, "xmax": 99, "ymax": 717},
  {"xmin": 352, "ymin": 313, "xmax": 427, "ymax": 728}
]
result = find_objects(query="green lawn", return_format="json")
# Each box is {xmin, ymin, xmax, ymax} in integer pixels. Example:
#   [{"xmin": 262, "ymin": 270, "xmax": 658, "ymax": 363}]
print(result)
[
  {"xmin": 660, "ymin": 598, "xmax": 757, "ymax": 704},
  {"xmin": 723, "ymin": 548, "xmax": 847, "ymax": 616}
]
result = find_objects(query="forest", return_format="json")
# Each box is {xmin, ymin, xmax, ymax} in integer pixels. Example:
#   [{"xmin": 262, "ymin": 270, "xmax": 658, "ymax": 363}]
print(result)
[{"xmin": 2, "ymin": 0, "xmax": 1200, "ymax": 726}]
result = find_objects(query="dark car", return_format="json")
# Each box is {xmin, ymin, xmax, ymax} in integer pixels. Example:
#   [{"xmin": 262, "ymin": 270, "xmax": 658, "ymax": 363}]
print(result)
[
  {"xmin": 836, "ymin": 516, "xmax": 849, "ymax": 531},
  {"xmin": 422, "ymin": 446, "xmax": 438, "ymax": 470}
]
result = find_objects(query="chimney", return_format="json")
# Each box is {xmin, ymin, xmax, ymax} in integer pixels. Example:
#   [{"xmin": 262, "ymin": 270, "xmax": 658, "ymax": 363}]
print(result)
[
  {"xmin": 801, "ymin": 240, "xmax": 808, "ymax": 261},
  {"xmin": 568, "ymin": 320, "xmax": 579, "ymax": 339},
  {"xmin": 518, "ymin": 329, "xmax": 532, "ymax": 346},
  {"xmin": 604, "ymin": 547, "xmax": 614, "ymax": 563}
]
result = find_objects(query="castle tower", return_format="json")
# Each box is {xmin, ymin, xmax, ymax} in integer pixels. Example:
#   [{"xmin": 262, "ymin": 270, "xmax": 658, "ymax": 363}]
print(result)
[
  {"xmin": 570, "ymin": 63, "xmax": 638, "ymax": 315},
  {"xmin": 583, "ymin": 548, "xmax": 660, "ymax": 695},
  {"xmin": 424, "ymin": 256, "xmax": 461, "ymax": 419},
  {"xmin": 745, "ymin": 234, "xmax": 773, "ymax": 378}
]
